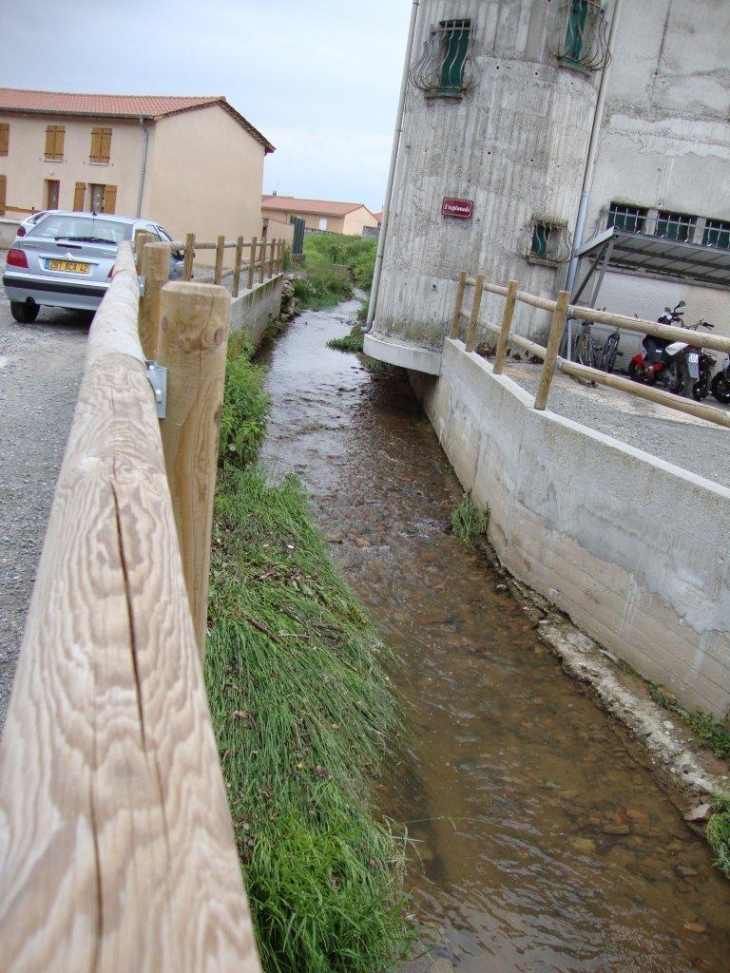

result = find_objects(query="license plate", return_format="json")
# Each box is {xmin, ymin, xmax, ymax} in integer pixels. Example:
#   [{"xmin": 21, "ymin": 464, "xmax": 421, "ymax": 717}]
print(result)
[
  {"xmin": 687, "ymin": 352, "xmax": 699, "ymax": 363},
  {"xmin": 47, "ymin": 259, "xmax": 90, "ymax": 273}
]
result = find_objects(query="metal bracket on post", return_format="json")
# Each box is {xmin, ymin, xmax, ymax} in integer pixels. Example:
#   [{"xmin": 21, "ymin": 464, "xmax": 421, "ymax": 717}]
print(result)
[
  {"xmin": 138, "ymin": 275, "xmax": 146, "ymax": 297},
  {"xmin": 145, "ymin": 360, "xmax": 167, "ymax": 418}
]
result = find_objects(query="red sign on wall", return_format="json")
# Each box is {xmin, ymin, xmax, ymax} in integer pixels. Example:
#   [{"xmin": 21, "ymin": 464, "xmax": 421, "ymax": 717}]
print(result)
[{"xmin": 442, "ymin": 197, "xmax": 474, "ymax": 220}]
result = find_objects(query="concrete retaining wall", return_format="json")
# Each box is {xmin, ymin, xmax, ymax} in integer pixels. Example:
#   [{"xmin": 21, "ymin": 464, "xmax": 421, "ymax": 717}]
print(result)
[
  {"xmin": 412, "ymin": 339, "xmax": 730, "ymax": 719},
  {"xmin": 230, "ymin": 274, "xmax": 284, "ymax": 346}
]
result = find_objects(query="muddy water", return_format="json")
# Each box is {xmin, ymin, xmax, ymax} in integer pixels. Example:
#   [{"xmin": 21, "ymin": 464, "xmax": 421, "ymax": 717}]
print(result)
[{"xmin": 259, "ymin": 300, "xmax": 730, "ymax": 973}]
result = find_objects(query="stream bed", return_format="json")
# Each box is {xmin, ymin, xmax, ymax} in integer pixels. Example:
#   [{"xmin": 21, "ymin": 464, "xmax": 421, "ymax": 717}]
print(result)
[{"xmin": 259, "ymin": 299, "xmax": 730, "ymax": 973}]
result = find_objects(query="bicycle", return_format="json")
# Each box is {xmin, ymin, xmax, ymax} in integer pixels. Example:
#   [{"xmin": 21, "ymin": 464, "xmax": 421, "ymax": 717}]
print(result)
[
  {"xmin": 572, "ymin": 320, "xmax": 598, "ymax": 368},
  {"xmin": 599, "ymin": 328, "xmax": 621, "ymax": 372}
]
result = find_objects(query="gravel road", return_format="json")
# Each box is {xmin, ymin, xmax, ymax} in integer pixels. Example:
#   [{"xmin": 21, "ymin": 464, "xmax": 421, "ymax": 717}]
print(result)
[
  {"xmin": 0, "ymin": 274, "xmax": 728, "ymax": 732},
  {"xmin": 0, "ymin": 253, "xmax": 88, "ymax": 729}
]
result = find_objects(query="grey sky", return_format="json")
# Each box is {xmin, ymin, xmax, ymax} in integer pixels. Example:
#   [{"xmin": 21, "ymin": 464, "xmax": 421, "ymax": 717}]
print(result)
[{"xmin": 2, "ymin": 0, "xmax": 413, "ymax": 213}]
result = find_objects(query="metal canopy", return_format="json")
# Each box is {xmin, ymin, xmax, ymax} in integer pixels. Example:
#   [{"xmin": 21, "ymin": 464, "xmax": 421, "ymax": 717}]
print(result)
[{"xmin": 571, "ymin": 227, "xmax": 730, "ymax": 307}]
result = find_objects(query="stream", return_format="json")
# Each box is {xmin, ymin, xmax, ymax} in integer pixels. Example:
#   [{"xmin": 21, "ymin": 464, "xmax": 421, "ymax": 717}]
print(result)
[{"xmin": 258, "ymin": 298, "xmax": 730, "ymax": 973}]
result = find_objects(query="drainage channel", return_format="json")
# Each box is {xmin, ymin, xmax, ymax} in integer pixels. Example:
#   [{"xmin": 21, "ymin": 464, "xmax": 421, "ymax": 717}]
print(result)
[{"xmin": 258, "ymin": 299, "xmax": 730, "ymax": 973}]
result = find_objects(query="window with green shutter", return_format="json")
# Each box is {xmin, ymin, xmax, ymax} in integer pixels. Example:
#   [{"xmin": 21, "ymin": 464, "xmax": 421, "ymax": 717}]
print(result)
[{"xmin": 440, "ymin": 20, "xmax": 471, "ymax": 92}]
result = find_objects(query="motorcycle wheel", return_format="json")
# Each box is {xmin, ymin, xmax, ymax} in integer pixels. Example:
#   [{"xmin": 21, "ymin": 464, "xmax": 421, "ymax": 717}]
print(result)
[
  {"xmin": 628, "ymin": 360, "xmax": 643, "ymax": 383},
  {"xmin": 692, "ymin": 379, "xmax": 709, "ymax": 402},
  {"xmin": 711, "ymin": 372, "xmax": 730, "ymax": 404},
  {"xmin": 667, "ymin": 361, "xmax": 685, "ymax": 396}
]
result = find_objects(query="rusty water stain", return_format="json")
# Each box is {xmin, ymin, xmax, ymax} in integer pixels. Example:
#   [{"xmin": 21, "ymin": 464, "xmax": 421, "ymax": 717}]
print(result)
[{"xmin": 259, "ymin": 300, "xmax": 730, "ymax": 973}]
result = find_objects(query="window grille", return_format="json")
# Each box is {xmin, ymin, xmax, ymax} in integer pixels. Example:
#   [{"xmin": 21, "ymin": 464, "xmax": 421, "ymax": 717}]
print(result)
[
  {"xmin": 520, "ymin": 220, "xmax": 572, "ymax": 264},
  {"xmin": 411, "ymin": 19, "xmax": 474, "ymax": 95},
  {"xmin": 607, "ymin": 203, "xmax": 647, "ymax": 234},
  {"xmin": 549, "ymin": 0, "xmax": 611, "ymax": 72},
  {"xmin": 655, "ymin": 210, "xmax": 695, "ymax": 243},
  {"xmin": 703, "ymin": 219, "xmax": 730, "ymax": 250}
]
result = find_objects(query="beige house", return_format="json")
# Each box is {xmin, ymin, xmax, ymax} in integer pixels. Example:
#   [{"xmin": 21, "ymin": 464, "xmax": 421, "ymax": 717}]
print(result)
[
  {"xmin": 261, "ymin": 195, "xmax": 378, "ymax": 236},
  {"xmin": 0, "ymin": 88, "xmax": 275, "ymax": 242}
]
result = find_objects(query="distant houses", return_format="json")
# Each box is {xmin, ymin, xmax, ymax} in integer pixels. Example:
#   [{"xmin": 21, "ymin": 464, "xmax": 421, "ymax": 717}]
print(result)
[
  {"xmin": 261, "ymin": 194, "xmax": 379, "ymax": 237},
  {"xmin": 0, "ymin": 87, "xmax": 275, "ymax": 241}
]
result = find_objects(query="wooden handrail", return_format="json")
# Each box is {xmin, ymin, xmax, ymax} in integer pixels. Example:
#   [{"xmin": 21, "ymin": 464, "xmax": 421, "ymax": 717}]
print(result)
[
  {"xmin": 0, "ymin": 243, "xmax": 261, "ymax": 972},
  {"xmin": 454, "ymin": 271, "xmax": 730, "ymax": 425}
]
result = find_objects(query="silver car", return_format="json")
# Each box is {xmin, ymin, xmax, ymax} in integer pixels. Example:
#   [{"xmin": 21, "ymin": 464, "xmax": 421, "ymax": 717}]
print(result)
[{"xmin": 3, "ymin": 210, "xmax": 184, "ymax": 323}]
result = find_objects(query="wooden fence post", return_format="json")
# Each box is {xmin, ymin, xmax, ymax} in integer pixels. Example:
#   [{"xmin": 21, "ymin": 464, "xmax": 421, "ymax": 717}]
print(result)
[
  {"xmin": 535, "ymin": 290, "xmax": 570, "ymax": 411},
  {"xmin": 157, "ymin": 281, "xmax": 231, "ymax": 658},
  {"xmin": 493, "ymin": 279, "xmax": 519, "ymax": 375},
  {"xmin": 232, "ymin": 236, "xmax": 244, "ymax": 297},
  {"xmin": 449, "ymin": 271, "xmax": 467, "ymax": 339},
  {"xmin": 134, "ymin": 229, "xmax": 155, "ymax": 272},
  {"xmin": 183, "ymin": 232, "xmax": 196, "ymax": 281},
  {"xmin": 267, "ymin": 240, "xmax": 275, "ymax": 278},
  {"xmin": 258, "ymin": 238, "xmax": 267, "ymax": 283},
  {"xmin": 248, "ymin": 236, "xmax": 257, "ymax": 290},
  {"xmin": 465, "ymin": 274, "xmax": 485, "ymax": 352},
  {"xmin": 214, "ymin": 235, "xmax": 225, "ymax": 285},
  {"xmin": 138, "ymin": 242, "xmax": 171, "ymax": 360}
]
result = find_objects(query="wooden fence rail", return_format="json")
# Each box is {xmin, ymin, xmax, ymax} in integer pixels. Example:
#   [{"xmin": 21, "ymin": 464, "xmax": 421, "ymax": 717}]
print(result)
[
  {"xmin": 169, "ymin": 234, "xmax": 285, "ymax": 295},
  {"xmin": 0, "ymin": 243, "xmax": 261, "ymax": 972},
  {"xmin": 452, "ymin": 272, "xmax": 730, "ymax": 429}
]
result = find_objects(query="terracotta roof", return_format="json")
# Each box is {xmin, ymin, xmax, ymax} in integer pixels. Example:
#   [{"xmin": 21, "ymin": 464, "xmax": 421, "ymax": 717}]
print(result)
[
  {"xmin": 262, "ymin": 195, "xmax": 375, "ymax": 218},
  {"xmin": 0, "ymin": 88, "xmax": 275, "ymax": 153}
]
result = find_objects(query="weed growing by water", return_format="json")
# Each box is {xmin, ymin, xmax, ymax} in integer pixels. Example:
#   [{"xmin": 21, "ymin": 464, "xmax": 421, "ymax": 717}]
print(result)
[
  {"xmin": 649, "ymin": 685, "xmax": 730, "ymax": 764},
  {"xmin": 451, "ymin": 493, "xmax": 490, "ymax": 546},
  {"xmin": 707, "ymin": 801, "xmax": 730, "ymax": 879},
  {"xmin": 218, "ymin": 329, "xmax": 269, "ymax": 468},
  {"xmin": 327, "ymin": 328, "xmax": 364, "ymax": 353},
  {"xmin": 294, "ymin": 235, "xmax": 377, "ymax": 309}
]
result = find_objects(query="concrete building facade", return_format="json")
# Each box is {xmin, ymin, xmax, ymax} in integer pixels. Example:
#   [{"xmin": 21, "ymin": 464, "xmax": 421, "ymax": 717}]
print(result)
[
  {"xmin": 368, "ymin": 0, "xmax": 730, "ymax": 372},
  {"xmin": 0, "ymin": 89, "xmax": 275, "ymax": 242}
]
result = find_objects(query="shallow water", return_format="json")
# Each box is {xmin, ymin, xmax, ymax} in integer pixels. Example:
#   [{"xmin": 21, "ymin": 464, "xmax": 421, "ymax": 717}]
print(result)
[{"xmin": 259, "ymin": 300, "xmax": 730, "ymax": 973}]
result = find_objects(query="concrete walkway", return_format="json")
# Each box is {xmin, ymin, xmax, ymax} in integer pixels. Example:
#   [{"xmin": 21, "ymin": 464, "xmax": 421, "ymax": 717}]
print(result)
[{"xmin": 501, "ymin": 359, "xmax": 730, "ymax": 490}]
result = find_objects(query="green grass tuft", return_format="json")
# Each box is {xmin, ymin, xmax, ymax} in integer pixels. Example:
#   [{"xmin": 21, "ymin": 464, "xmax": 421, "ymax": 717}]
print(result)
[
  {"xmin": 451, "ymin": 493, "xmax": 490, "ymax": 546},
  {"xmin": 707, "ymin": 801, "xmax": 730, "ymax": 879}
]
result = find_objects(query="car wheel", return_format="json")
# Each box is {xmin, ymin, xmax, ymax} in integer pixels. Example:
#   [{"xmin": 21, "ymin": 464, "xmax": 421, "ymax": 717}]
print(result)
[{"xmin": 10, "ymin": 302, "xmax": 40, "ymax": 324}]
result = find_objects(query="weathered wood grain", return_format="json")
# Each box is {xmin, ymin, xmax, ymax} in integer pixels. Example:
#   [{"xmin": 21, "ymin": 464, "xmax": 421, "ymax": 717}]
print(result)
[{"xmin": 0, "ymin": 244, "xmax": 260, "ymax": 972}]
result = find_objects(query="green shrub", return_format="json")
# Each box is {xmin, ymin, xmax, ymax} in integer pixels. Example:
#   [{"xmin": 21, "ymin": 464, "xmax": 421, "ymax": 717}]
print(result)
[{"xmin": 297, "ymin": 234, "xmax": 377, "ymax": 309}]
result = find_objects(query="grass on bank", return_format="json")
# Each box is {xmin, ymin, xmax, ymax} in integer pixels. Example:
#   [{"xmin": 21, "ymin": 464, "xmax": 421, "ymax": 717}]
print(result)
[
  {"xmin": 207, "ymin": 330, "xmax": 412, "ymax": 972},
  {"xmin": 649, "ymin": 683, "xmax": 730, "ymax": 878},
  {"xmin": 293, "ymin": 233, "xmax": 377, "ymax": 310}
]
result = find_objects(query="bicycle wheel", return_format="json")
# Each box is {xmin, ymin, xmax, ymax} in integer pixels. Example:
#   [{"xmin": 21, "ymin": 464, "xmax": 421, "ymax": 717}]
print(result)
[
  {"xmin": 600, "ymin": 332, "xmax": 620, "ymax": 372},
  {"xmin": 573, "ymin": 331, "xmax": 597, "ymax": 369}
]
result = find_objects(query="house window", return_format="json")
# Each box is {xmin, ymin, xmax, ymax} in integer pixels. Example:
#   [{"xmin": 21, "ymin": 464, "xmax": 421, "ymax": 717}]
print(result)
[
  {"xmin": 607, "ymin": 203, "xmax": 647, "ymax": 234},
  {"xmin": 655, "ymin": 210, "xmax": 695, "ymax": 243},
  {"xmin": 564, "ymin": 0, "xmax": 589, "ymax": 63},
  {"xmin": 0, "ymin": 123, "xmax": 8, "ymax": 156},
  {"xmin": 411, "ymin": 18, "xmax": 474, "ymax": 95},
  {"xmin": 0, "ymin": 174, "xmax": 6, "ymax": 216},
  {"xmin": 44, "ymin": 125, "xmax": 65, "ymax": 160},
  {"xmin": 89, "ymin": 183, "xmax": 117, "ymax": 214},
  {"xmin": 45, "ymin": 179, "xmax": 60, "ymax": 210},
  {"xmin": 703, "ymin": 219, "xmax": 730, "ymax": 250},
  {"xmin": 89, "ymin": 127, "xmax": 112, "ymax": 164}
]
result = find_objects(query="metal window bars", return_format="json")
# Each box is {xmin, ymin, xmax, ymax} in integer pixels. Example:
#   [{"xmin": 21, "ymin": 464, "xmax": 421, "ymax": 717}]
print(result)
[
  {"xmin": 655, "ymin": 210, "xmax": 696, "ymax": 243},
  {"xmin": 411, "ymin": 19, "xmax": 475, "ymax": 95},
  {"xmin": 607, "ymin": 204, "xmax": 648, "ymax": 234},
  {"xmin": 519, "ymin": 221, "xmax": 573, "ymax": 264},
  {"xmin": 549, "ymin": 0, "xmax": 611, "ymax": 72},
  {"xmin": 703, "ymin": 219, "xmax": 730, "ymax": 250}
]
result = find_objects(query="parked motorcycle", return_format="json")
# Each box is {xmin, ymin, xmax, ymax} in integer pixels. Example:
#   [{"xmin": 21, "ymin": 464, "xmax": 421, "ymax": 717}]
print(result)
[
  {"xmin": 628, "ymin": 301, "xmax": 686, "ymax": 391},
  {"xmin": 711, "ymin": 355, "xmax": 730, "ymax": 404},
  {"xmin": 664, "ymin": 321, "xmax": 717, "ymax": 402}
]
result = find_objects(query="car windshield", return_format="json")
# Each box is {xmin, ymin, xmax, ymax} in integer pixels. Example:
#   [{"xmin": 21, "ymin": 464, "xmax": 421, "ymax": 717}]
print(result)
[{"xmin": 28, "ymin": 215, "xmax": 131, "ymax": 244}]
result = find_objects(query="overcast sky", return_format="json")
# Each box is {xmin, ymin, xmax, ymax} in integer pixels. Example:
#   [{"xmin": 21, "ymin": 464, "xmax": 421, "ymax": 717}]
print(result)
[{"xmin": 2, "ymin": 0, "xmax": 414, "ymax": 213}]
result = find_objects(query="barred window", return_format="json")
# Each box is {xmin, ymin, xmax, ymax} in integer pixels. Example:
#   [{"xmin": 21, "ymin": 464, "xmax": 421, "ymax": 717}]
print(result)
[
  {"xmin": 550, "ymin": 0, "xmax": 610, "ymax": 72},
  {"xmin": 527, "ymin": 221, "xmax": 571, "ymax": 264},
  {"xmin": 607, "ymin": 203, "xmax": 647, "ymax": 234},
  {"xmin": 703, "ymin": 219, "xmax": 730, "ymax": 250},
  {"xmin": 411, "ymin": 19, "xmax": 474, "ymax": 95},
  {"xmin": 655, "ymin": 210, "xmax": 695, "ymax": 243}
]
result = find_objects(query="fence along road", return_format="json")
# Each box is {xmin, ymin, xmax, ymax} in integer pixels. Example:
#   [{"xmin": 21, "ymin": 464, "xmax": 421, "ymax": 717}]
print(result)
[{"xmin": 0, "ymin": 244, "xmax": 261, "ymax": 972}]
